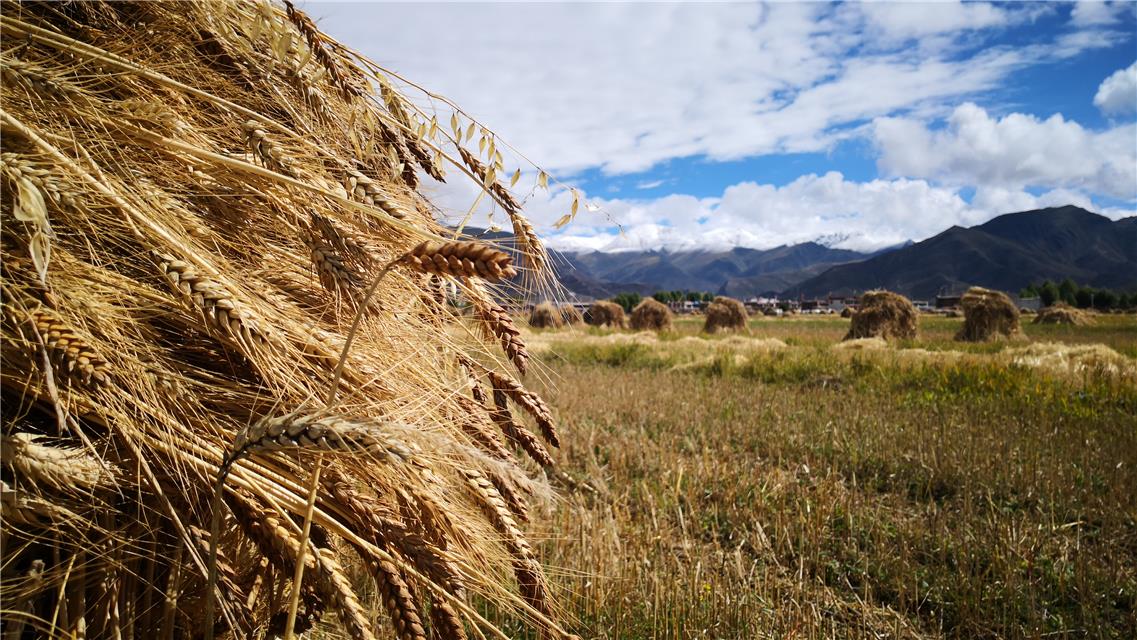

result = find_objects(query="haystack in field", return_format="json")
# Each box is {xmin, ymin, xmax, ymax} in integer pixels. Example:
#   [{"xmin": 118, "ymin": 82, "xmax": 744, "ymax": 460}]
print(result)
[
  {"xmin": 840, "ymin": 307, "xmax": 853, "ymax": 318},
  {"xmin": 560, "ymin": 304, "xmax": 583, "ymax": 326},
  {"xmin": 1034, "ymin": 303, "xmax": 1092, "ymax": 326},
  {"xmin": 843, "ymin": 290, "xmax": 917, "ymax": 341},
  {"xmin": 0, "ymin": 3, "xmax": 567, "ymax": 638},
  {"xmin": 630, "ymin": 298, "xmax": 673, "ymax": 331},
  {"xmin": 955, "ymin": 287, "xmax": 1022, "ymax": 341},
  {"xmin": 587, "ymin": 300, "xmax": 626, "ymax": 328},
  {"xmin": 529, "ymin": 301, "xmax": 564, "ymax": 328},
  {"xmin": 704, "ymin": 296, "xmax": 748, "ymax": 333}
]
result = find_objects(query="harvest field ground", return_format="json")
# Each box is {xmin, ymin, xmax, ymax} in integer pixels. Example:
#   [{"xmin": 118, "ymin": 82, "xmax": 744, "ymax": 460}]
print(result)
[{"xmin": 502, "ymin": 314, "xmax": 1137, "ymax": 639}]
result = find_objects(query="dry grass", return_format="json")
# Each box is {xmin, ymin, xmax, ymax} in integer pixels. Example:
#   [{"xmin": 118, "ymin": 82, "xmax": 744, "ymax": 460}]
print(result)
[
  {"xmin": 629, "ymin": 298, "xmax": 673, "ymax": 331},
  {"xmin": 0, "ymin": 3, "xmax": 569, "ymax": 639},
  {"xmin": 844, "ymin": 290, "xmax": 917, "ymax": 341},
  {"xmin": 533, "ymin": 329, "xmax": 1137, "ymax": 639}
]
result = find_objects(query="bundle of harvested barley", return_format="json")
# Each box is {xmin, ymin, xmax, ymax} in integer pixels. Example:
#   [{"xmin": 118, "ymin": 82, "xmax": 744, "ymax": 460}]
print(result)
[
  {"xmin": 560, "ymin": 304, "xmax": 583, "ymax": 326},
  {"xmin": 840, "ymin": 307, "xmax": 853, "ymax": 318},
  {"xmin": 1033, "ymin": 303, "xmax": 1092, "ymax": 326},
  {"xmin": 529, "ymin": 301, "xmax": 564, "ymax": 329},
  {"xmin": 703, "ymin": 296, "xmax": 748, "ymax": 333},
  {"xmin": 0, "ymin": 3, "xmax": 569, "ymax": 639},
  {"xmin": 843, "ymin": 290, "xmax": 917, "ymax": 341},
  {"xmin": 955, "ymin": 287, "xmax": 1022, "ymax": 341},
  {"xmin": 586, "ymin": 300, "xmax": 626, "ymax": 328},
  {"xmin": 629, "ymin": 298, "xmax": 673, "ymax": 331}
]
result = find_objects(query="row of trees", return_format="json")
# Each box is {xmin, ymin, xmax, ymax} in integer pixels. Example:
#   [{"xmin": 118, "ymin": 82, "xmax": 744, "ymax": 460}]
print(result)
[
  {"xmin": 610, "ymin": 291, "xmax": 718, "ymax": 312},
  {"xmin": 651, "ymin": 290, "xmax": 715, "ymax": 304},
  {"xmin": 1020, "ymin": 279, "xmax": 1136, "ymax": 310}
]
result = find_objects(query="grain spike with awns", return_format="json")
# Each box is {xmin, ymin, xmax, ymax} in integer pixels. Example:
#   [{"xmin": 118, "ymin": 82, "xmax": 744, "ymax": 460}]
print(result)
[
  {"xmin": 843, "ymin": 290, "xmax": 917, "ymax": 341},
  {"xmin": 703, "ymin": 296, "xmax": 748, "ymax": 333},
  {"xmin": 0, "ymin": 3, "xmax": 571, "ymax": 638},
  {"xmin": 955, "ymin": 287, "xmax": 1022, "ymax": 341}
]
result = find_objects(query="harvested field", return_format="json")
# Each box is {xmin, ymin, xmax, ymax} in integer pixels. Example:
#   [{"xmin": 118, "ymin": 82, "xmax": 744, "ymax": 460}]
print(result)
[{"xmin": 531, "ymin": 324, "xmax": 1137, "ymax": 638}]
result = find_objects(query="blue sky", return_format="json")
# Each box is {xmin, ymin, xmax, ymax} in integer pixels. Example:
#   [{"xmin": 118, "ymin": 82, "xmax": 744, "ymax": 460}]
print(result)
[{"xmin": 309, "ymin": 1, "xmax": 1137, "ymax": 252}]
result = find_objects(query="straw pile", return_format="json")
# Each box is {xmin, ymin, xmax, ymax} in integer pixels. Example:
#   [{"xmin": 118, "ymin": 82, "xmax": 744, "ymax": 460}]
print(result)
[
  {"xmin": 560, "ymin": 304, "xmax": 583, "ymax": 326},
  {"xmin": 629, "ymin": 298, "xmax": 673, "ymax": 331},
  {"xmin": 703, "ymin": 296, "xmax": 748, "ymax": 333},
  {"xmin": 843, "ymin": 290, "xmax": 917, "ymax": 341},
  {"xmin": 586, "ymin": 300, "xmax": 626, "ymax": 328},
  {"xmin": 955, "ymin": 287, "xmax": 1022, "ymax": 341},
  {"xmin": 840, "ymin": 307, "xmax": 853, "ymax": 318},
  {"xmin": 1033, "ymin": 303, "xmax": 1092, "ymax": 326},
  {"xmin": 529, "ymin": 301, "xmax": 564, "ymax": 329},
  {"xmin": 0, "ymin": 3, "xmax": 570, "ymax": 639}
]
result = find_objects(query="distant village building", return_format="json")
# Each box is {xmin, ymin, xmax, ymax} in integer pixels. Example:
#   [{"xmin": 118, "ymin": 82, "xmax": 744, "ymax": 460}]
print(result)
[{"xmin": 936, "ymin": 294, "xmax": 962, "ymax": 309}]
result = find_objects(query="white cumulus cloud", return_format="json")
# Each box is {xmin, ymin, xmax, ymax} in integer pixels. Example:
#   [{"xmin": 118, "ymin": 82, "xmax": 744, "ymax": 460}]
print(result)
[
  {"xmin": 872, "ymin": 103, "xmax": 1137, "ymax": 199},
  {"xmin": 1094, "ymin": 62, "xmax": 1137, "ymax": 115}
]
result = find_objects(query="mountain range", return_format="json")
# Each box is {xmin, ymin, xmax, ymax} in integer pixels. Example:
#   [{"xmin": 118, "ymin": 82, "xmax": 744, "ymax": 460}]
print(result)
[{"xmin": 549, "ymin": 206, "xmax": 1137, "ymax": 300}]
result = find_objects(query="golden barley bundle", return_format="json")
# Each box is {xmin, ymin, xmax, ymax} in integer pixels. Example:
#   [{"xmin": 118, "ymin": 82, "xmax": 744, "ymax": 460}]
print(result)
[
  {"xmin": 955, "ymin": 287, "xmax": 1022, "ymax": 341},
  {"xmin": 1033, "ymin": 303, "xmax": 1092, "ymax": 326},
  {"xmin": 528, "ymin": 301, "xmax": 564, "ymax": 329},
  {"xmin": 843, "ymin": 290, "xmax": 917, "ymax": 341},
  {"xmin": 560, "ymin": 304, "xmax": 583, "ymax": 326},
  {"xmin": 0, "ymin": 3, "xmax": 569, "ymax": 639},
  {"xmin": 586, "ymin": 300, "xmax": 626, "ymax": 328},
  {"xmin": 629, "ymin": 298, "xmax": 673, "ymax": 331},
  {"xmin": 703, "ymin": 296, "xmax": 748, "ymax": 333}
]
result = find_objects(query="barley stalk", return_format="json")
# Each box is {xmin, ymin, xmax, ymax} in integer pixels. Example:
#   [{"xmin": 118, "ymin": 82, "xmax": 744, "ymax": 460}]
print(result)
[
  {"xmin": 491, "ymin": 386, "xmax": 555, "ymax": 468},
  {"xmin": 457, "ymin": 147, "xmax": 546, "ymax": 275},
  {"xmin": 0, "ymin": 480, "xmax": 81, "ymax": 527},
  {"xmin": 454, "ymin": 395, "xmax": 517, "ymax": 464},
  {"xmin": 1, "ymin": 433, "xmax": 111, "ymax": 492},
  {"xmin": 323, "ymin": 470, "xmax": 466, "ymax": 597},
  {"xmin": 151, "ymin": 250, "xmax": 273, "ymax": 351},
  {"xmin": 7, "ymin": 305, "xmax": 111, "ymax": 388},
  {"xmin": 1, "ymin": 56, "xmax": 82, "ymax": 100},
  {"xmin": 302, "ymin": 228, "xmax": 363, "ymax": 296},
  {"xmin": 242, "ymin": 119, "xmax": 298, "ymax": 178},
  {"xmin": 487, "ymin": 370, "xmax": 560, "ymax": 448},
  {"xmin": 284, "ymin": 1, "xmax": 365, "ymax": 101},
  {"xmin": 400, "ymin": 241, "xmax": 517, "ymax": 282},
  {"xmin": 471, "ymin": 293, "xmax": 530, "ymax": 375},
  {"xmin": 462, "ymin": 469, "xmax": 552, "ymax": 625},
  {"xmin": 344, "ymin": 168, "xmax": 409, "ymax": 219},
  {"xmin": 233, "ymin": 411, "xmax": 418, "ymax": 464},
  {"xmin": 367, "ymin": 555, "xmax": 428, "ymax": 640},
  {"xmin": 0, "ymin": 152, "xmax": 78, "ymax": 209}
]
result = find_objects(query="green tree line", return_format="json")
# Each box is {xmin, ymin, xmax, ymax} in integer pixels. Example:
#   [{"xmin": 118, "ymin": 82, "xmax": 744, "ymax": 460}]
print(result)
[
  {"xmin": 610, "ymin": 291, "xmax": 717, "ymax": 312},
  {"xmin": 1020, "ymin": 278, "xmax": 1136, "ymax": 310}
]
